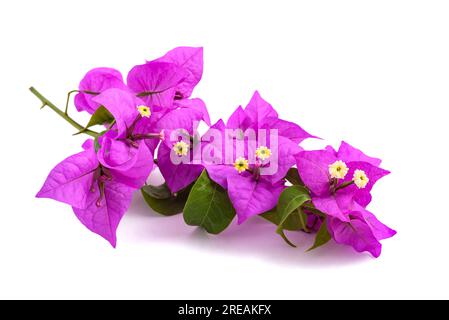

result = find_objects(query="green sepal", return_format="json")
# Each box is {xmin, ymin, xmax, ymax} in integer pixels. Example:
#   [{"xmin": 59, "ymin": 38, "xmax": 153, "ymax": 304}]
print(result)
[{"xmin": 74, "ymin": 106, "xmax": 114, "ymax": 135}]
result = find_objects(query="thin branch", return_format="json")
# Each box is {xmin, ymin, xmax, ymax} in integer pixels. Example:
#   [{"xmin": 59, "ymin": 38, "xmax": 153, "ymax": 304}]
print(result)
[{"xmin": 29, "ymin": 87, "xmax": 98, "ymax": 138}]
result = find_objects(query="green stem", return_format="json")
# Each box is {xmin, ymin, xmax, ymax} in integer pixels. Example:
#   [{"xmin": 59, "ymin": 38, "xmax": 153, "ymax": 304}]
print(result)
[
  {"xmin": 335, "ymin": 180, "xmax": 354, "ymax": 192},
  {"xmin": 29, "ymin": 87, "xmax": 98, "ymax": 138}
]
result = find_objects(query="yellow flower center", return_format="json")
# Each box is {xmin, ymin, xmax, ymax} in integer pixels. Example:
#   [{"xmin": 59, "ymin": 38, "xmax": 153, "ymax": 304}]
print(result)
[
  {"xmin": 255, "ymin": 146, "xmax": 272, "ymax": 161},
  {"xmin": 173, "ymin": 141, "xmax": 189, "ymax": 156},
  {"xmin": 234, "ymin": 157, "xmax": 249, "ymax": 173},
  {"xmin": 353, "ymin": 169, "xmax": 369, "ymax": 189},
  {"xmin": 329, "ymin": 160, "xmax": 349, "ymax": 179},
  {"xmin": 137, "ymin": 105, "xmax": 151, "ymax": 118}
]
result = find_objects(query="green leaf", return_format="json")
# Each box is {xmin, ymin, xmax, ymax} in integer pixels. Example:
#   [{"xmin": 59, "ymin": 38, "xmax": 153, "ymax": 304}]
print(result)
[
  {"xmin": 307, "ymin": 218, "xmax": 331, "ymax": 252},
  {"xmin": 285, "ymin": 168, "xmax": 304, "ymax": 186},
  {"xmin": 183, "ymin": 170, "xmax": 235, "ymax": 234},
  {"xmin": 74, "ymin": 106, "xmax": 114, "ymax": 135},
  {"xmin": 261, "ymin": 208, "xmax": 307, "ymax": 231},
  {"xmin": 278, "ymin": 229, "xmax": 297, "ymax": 248},
  {"xmin": 143, "ymin": 183, "xmax": 172, "ymax": 199},
  {"xmin": 275, "ymin": 185, "xmax": 311, "ymax": 247},
  {"xmin": 260, "ymin": 209, "xmax": 284, "ymax": 228},
  {"xmin": 277, "ymin": 186, "xmax": 311, "ymax": 223},
  {"xmin": 141, "ymin": 183, "xmax": 192, "ymax": 216}
]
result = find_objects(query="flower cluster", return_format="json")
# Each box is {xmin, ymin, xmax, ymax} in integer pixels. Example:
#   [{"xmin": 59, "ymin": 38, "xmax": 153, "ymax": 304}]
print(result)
[{"xmin": 31, "ymin": 46, "xmax": 395, "ymax": 257}]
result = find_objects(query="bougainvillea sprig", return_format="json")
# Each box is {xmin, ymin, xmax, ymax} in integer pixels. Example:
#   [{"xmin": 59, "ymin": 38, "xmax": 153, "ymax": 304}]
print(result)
[{"xmin": 30, "ymin": 46, "xmax": 396, "ymax": 257}]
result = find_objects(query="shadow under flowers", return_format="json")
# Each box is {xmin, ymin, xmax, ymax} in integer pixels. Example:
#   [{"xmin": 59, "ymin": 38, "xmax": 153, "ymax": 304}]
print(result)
[{"xmin": 122, "ymin": 192, "xmax": 372, "ymax": 268}]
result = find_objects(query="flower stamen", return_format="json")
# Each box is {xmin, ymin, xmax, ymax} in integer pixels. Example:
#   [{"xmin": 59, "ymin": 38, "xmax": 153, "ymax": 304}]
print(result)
[
  {"xmin": 353, "ymin": 169, "xmax": 369, "ymax": 189},
  {"xmin": 234, "ymin": 157, "xmax": 249, "ymax": 173},
  {"xmin": 137, "ymin": 105, "xmax": 151, "ymax": 118},
  {"xmin": 329, "ymin": 160, "xmax": 349, "ymax": 179},
  {"xmin": 173, "ymin": 141, "xmax": 189, "ymax": 156},
  {"xmin": 255, "ymin": 146, "xmax": 272, "ymax": 161}
]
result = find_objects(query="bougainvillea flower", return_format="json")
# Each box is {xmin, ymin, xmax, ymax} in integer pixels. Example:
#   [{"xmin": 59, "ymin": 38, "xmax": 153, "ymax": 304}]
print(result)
[
  {"xmin": 204, "ymin": 91, "xmax": 315, "ymax": 223},
  {"xmin": 295, "ymin": 141, "xmax": 396, "ymax": 257},
  {"xmin": 155, "ymin": 107, "xmax": 206, "ymax": 193},
  {"xmin": 92, "ymin": 88, "xmax": 156, "ymax": 188},
  {"xmin": 327, "ymin": 203, "xmax": 396, "ymax": 257},
  {"xmin": 37, "ymin": 87, "xmax": 167, "ymax": 247},
  {"xmin": 78, "ymin": 55, "xmax": 209, "ymax": 194},
  {"xmin": 74, "ymin": 47, "xmax": 206, "ymax": 119},
  {"xmin": 74, "ymin": 68, "xmax": 130, "ymax": 114},
  {"xmin": 36, "ymin": 139, "xmax": 135, "ymax": 247},
  {"xmin": 75, "ymin": 62, "xmax": 187, "ymax": 114},
  {"xmin": 296, "ymin": 142, "xmax": 389, "ymax": 221},
  {"xmin": 73, "ymin": 49, "xmax": 210, "ymax": 171}
]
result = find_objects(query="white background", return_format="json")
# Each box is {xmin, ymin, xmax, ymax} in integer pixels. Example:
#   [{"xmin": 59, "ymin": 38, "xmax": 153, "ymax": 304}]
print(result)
[{"xmin": 1, "ymin": 0, "xmax": 448, "ymax": 299}]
